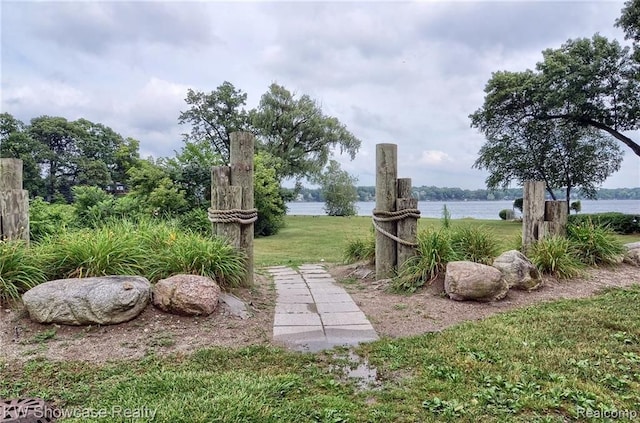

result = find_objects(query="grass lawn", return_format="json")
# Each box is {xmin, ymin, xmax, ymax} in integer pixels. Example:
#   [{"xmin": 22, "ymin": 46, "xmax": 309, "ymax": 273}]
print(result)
[
  {"xmin": 255, "ymin": 216, "xmax": 640, "ymax": 266},
  {"xmin": 2, "ymin": 286, "xmax": 639, "ymax": 422}
]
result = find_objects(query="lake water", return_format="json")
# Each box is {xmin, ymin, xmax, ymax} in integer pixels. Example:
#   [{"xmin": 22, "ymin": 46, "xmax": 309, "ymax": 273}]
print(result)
[{"xmin": 286, "ymin": 200, "xmax": 640, "ymax": 220}]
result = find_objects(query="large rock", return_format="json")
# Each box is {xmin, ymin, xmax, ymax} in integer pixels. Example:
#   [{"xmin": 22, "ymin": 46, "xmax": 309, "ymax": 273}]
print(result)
[
  {"xmin": 624, "ymin": 242, "xmax": 640, "ymax": 266},
  {"xmin": 492, "ymin": 250, "xmax": 543, "ymax": 291},
  {"xmin": 445, "ymin": 261, "xmax": 508, "ymax": 302},
  {"xmin": 22, "ymin": 276, "xmax": 150, "ymax": 325},
  {"xmin": 153, "ymin": 274, "xmax": 221, "ymax": 316}
]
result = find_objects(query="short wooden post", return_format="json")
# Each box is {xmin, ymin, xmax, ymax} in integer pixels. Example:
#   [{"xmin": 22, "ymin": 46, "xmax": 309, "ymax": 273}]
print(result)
[
  {"xmin": 375, "ymin": 143, "xmax": 397, "ymax": 279},
  {"xmin": 216, "ymin": 186, "xmax": 242, "ymax": 246},
  {"xmin": 0, "ymin": 158, "xmax": 29, "ymax": 243},
  {"xmin": 230, "ymin": 132, "xmax": 255, "ymax": 286},
  {"xmin": 522, "ymin": 180, "xmax": 545, "ymax": 251},
  {"xmin": 544, "ymin": 200, "xmax": 568, "ymax": 238},
  {"xmin": 396, "ymin": 178, "xmax": 418, "ymax": 270}
]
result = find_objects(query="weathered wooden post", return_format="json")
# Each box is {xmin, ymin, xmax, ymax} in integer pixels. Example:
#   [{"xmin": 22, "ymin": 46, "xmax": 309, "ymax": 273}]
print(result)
[
  {"xmin": 374, "ymin": 144, "xmax": 397, "ymax": 279},
  {"xmin": 396, "ymin": 178, "xmax": 419, "ymax": 269},
  {"xmin": 522, "ymin": 180, "xmax": 546, "ymax": 251},
  {"xmin": 0, "ymin": 158, "xmax": 29, "ymax": 243},
  {"xmin": 209, "ymin": 132, "xmax": 256, "ymax": 286},
  {"xmin": 544, "ymin": 200, "xmax": 568, "ymax": 237}
]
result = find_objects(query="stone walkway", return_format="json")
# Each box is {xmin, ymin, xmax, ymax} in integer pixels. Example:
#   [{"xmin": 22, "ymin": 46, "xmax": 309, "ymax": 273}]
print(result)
[{"xmin": 267, "ymin": 264, "xmax": 379, "ymax": 352}]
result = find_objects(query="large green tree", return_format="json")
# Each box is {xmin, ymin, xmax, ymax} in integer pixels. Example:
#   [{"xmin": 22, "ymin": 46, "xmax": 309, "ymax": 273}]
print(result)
[
  {"xmin": 471, "ymin": 35, "xmax": 640, "ymax": 157},
  {"xmin": 178, "ymin": 82, "xmax": 249, "ymax": 162},
  {"xmin": 0, "ymin": 113, "xmax": 46, "ymax": 195},
  {"xmin": 617, "ymin": 0, "xmax": 640, "ymax": 46},
  {"xmin": 316, "ymin": 160, "xmax": 359, "ymax": 217},
  {"xmin": 251, "ymin": 83, "xmax": 361, "ymax": 181},
  {"xmin": 473, "ymin": 119, "xmax": 623, "ymax": 207}
]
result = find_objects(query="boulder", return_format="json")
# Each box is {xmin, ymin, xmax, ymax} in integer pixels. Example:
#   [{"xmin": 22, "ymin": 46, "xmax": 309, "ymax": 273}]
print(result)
[
  {"xmin": 444, "ymin": 261, "xmax": 508, "ymax": 302},
  {"xmin": 153, "ymin": 274, "xmax": 221, "ymax": 316},
  {"xmin": 492, "ymin": 250, "xmax": 543, "ymax": 291},
  {"xmin": 22, "ymin": 276, "xmax": 150, "ymax": 325},
  {"xmin": 624, "ymin": 248, "xmax": 640, "ymax": 266},
  {"xmin": 624, "ymin": 241, "xmax": 640, "ymax": 251}
]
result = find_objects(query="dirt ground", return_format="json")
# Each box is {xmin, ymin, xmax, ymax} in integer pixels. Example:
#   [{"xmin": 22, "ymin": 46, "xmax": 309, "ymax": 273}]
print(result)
[{"xmin": 1, "ymin": 264, "xmax": 638, "ymax": 363}]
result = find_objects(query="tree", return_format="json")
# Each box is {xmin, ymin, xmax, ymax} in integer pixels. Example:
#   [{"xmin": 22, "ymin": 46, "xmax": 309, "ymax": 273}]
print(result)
[
  {"xmin": 178, "ymin": 82, "xmax": 249, "ymax": 162},
  {"xmin": 126, "ymin": 158, "xmax": 188, "ymax": 216},
  {"xmin": 316, "ymin": 160, "xmax": 358, "ymax": 216},
  {"xmin": 254, "ymin": 152, "xmax": 287, "ymax": 236},
  {"xmin": 252, "ymin": 83, "xmax": 361, "ymax": 181},
  {"xmin": 473, "ymin": 119, "xmax": 623, "ymax": 209},
  {"xmin": 471, "ymin": 35, "xmax": 640, "ymax": 157},
  {"xmin": 617, "ymin": 0, "xmax": 640, "ymax": 45}
]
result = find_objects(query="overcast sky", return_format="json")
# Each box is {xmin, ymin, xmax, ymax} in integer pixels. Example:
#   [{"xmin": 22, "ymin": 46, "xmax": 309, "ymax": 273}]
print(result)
[{"xmin": 2, "ymin": 0, "xmax": 638, "ymax": 189}]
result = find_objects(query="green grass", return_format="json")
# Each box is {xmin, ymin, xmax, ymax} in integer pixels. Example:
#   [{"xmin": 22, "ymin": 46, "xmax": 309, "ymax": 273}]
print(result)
[{"xmin": 2, "ymin": 286, "xmax": 639, "ymax": 422}]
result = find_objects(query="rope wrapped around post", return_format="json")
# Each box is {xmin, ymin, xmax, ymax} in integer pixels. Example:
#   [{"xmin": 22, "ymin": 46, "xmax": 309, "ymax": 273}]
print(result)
[
  {"xmin": 208, "ymin": 208, "xmax": 258, "ymax": 225},
  {"xmin": 372, "ymin": 208, "xmax": 421, "ymax": 247}
]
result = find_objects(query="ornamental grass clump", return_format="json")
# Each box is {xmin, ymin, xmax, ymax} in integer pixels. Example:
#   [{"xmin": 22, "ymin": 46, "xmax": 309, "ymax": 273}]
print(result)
[
  {"xmin": 343, "ymin": 236, "xmax": 375, "ymax": 264},
  {"xmin": 567, "ymin": 220, "xmax": 625, "ymax": 266},
  {"xmin": 529, "ymin": 236, "xmax": 584, "ymax": 279},
  {"xmin": 0, "ymin": 240, "xmax": 46, "ymax": 302},
  {"xmin": 392, "ymin": 229, "xmax": 459, "ymax": 293},
  {"xmin": 450, "ymin": 225, "xmax": 500, "ymax": 265}
]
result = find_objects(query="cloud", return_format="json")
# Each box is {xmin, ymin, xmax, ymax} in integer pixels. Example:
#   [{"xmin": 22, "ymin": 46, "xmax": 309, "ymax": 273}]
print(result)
[{"xmin": 419, "ymin": 150, "xmax": 453, "ymax": 166}]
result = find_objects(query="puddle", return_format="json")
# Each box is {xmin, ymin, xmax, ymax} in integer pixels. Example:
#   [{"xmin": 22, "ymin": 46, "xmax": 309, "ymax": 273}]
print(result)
[{"xmin": 331, "ymin": 351, "xmax": 380, "ymax": 390}]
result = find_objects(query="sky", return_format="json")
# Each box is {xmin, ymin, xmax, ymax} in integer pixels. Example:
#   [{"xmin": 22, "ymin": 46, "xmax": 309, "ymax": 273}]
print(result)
[{"xmin": 1, "ymin": 0, "xmax": 639, "ymax": 189}]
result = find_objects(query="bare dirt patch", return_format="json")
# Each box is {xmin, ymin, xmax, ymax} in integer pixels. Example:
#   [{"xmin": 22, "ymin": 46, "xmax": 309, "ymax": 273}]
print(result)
[
  {"xmin": 0, "ymin": 272, "xmax": 276, "ymax": 364},
  {"xmin": 330, "ymin": 263, "xmax": 640, "ymax": 339}
]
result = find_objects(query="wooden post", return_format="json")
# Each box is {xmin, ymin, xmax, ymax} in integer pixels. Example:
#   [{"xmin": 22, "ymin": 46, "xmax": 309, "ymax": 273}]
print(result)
[
  {"xmin": 230, "ymin": 132, "xmax": 255, "ymax": 286},
  {"xmin": 0, "ymin": 158, "xmax": 29, "ymax": 243},
  {"xmin": 211, "ymin": 166, "xmax": 231, "ymax": 235},
  {"xmin": 215, "ymin": 186, "xmax": 242, "ymax": 247},
  {"xmin": 522, "ymin": 180, "xmax": 545, "ymax": 252},
  {"xmin": 396, "ymin": 178, "xmax": 418, "ymax": 270},
  {"xmin": 544, "ymin": 200, "xmax": 568, "ymax": 238},
  {"xmin": 375, "ymin": 143, "xmax": 397, "ymax": 279}
]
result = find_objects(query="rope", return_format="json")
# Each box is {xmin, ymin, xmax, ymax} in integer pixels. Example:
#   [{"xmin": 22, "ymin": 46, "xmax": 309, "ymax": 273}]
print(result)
[
  {"xmin": 372, "ymin": 208, "xmax": 421, "ymax": 247},
  {"xmin": 208, "ymin": 208, "xmax": 258, "ymax": 225}
]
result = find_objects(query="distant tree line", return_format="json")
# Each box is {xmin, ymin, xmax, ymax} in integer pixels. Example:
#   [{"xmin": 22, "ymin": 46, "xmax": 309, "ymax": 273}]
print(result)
[{"xmin": 290, "ymin": 186, "xmax": 640, "ymax": 202}]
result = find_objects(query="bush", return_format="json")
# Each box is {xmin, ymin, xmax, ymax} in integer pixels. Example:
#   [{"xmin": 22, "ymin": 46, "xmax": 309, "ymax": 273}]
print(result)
[
  {"xmin": 568, "ymin": 212, "xmax": 640, "ymax": 234},
  {"xmin": 567, "ymin": 220, "xmax": 625, "ymax": 266},
  {"xmin": 499, "ymin": 209, "xmax": 514, "ymax": 220},
  {"xmin": 176, "ymin": 207, "xmax": 211, "ymax": 237},
  {"xmin": 570, "ymin": 200, "xmax": 581, "ymax": 214},
  {"xmin": 29, "ymin": 197, "xmax": 76, "ymax": 242},
  {"xmin": 513, "ymin": 198, "xmax": 523, "ymax": 213},
  {"xmin": 450, "ymin": 226, "xmax": 500, "ymax": 265},
  {"xmin": 529, "ymin": 237, "xmax": 584, "ymax": 279},
  {"xmin": 393, "ymin": 229, "xmax": 459, "ymax": 293},
  {"xmin": 0, "ymin": 241, "xmax": 46, "ymax": 303},
  {"xmin": 254, "ymin": 152, "xmax": 287, "ymax": 236},
  {"xmin": 343, "ymin": 236, "xmax": 375, "ymax": 264},
  {"xmin": 72, "ymin": 186, "xmax": 113, "ymax": 227}
]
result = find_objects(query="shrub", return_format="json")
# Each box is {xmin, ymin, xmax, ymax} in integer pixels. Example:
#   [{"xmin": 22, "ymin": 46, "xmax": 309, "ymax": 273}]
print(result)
[
  {"xmin": 450, "ymin": 226, "xmax": 500, "ymax": 265},
  {"xmin": 567, "ymin": 220, "xmax": 625, "ymax": 266},
  {"xmin": 29, "ymin": 197, "xmax": 76, "ymax": 242},
  {"xmin": 72, "ymin": 186, "xmax": 113, "ymax": 227},
  {"xmin": 529, "ymin": 237, "xmax": 584, "ymax": 279},
  {"xmin": 513, "ymin": 198, "xmax": 523, "ymax": 213},
  {"xmin": 343, "ymin": 236, "xmax": 375, "ymax": 264},
  {"xmin": 0, "ymin": 241, "xmax": 46, "ymax": 303},
  {"xmin": 568, "ymin": 212, "xmax": 640, "ymax": 234},
  {"xmin": 442, "ymin": 204, "xmax": 451, "ymax": 229},
  {"xmin": 393, "ymin": 229, "xmax": 459, "ymax": 293},
  {"xmin": 570, "ymin": 200, "xmax": 581, "ymax": 214},
  {"xmin": 499, "ymin": 209, "xmax": 514, "ymax": 220},
  {"xmin": 176, "ymin": 207, "xmax": 211, "ymax": 236}
]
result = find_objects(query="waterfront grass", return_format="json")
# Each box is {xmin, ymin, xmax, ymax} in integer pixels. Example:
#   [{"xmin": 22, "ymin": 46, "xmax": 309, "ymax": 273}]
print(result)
[{"xmin": 2, "ymin": 286, "xmax": 639, "ymax": 422}]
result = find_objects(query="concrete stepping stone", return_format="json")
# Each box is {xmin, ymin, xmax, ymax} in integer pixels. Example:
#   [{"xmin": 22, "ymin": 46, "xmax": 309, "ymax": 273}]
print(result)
[{"xmin": 270, "ymin": 265, "xmax": 378, "ymax": 352}]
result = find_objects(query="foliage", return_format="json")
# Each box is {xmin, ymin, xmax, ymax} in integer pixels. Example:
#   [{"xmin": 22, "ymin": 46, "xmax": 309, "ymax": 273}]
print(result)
[
  {"xmin": 254, "ymin": 152, "xmax": 287, "ymax": 236},
  {"xmin": 178, "ymin": 82, "xmax": 250, "ymax": 162},
  {"xmin": 450, "ymin": 226, "xmax": 500, "ymax": 265},
  {"xmin": 316, "ymin": 160, "xmax": 358, "ymax": 217},
  {"xmin": 343, "ymin": 235, "xmax": 375, "ymax": 264},
  {"xmin": 568, "ymin": 212, "xmax": 640, "ymax": 234},
  {"xmin": 498, "ymin": 209, "xmax": 514, "ymax": 220},
  {"xmin": 28, "ymin": 197, "xmax": 76, "ymax": 242},
  {"xmin": 252, "ymin": 83, "xmax": 361, "ymax": 181},
  {"xmin": 175, "ymin": 207, "xmax": 211, "ymax": 237},
  {"xmin": 513, "ymin": 198, "xmax": 523, "ymax": 212},
  {"xmin": 0, "ymin": 241, "xmax": 46, "ymax": 303},
  {"xmin": 441, "ymin": 204, "xmax": 451, "ymax": 229},
  {"xmin": 570, "ymin": 200, "xmax": 582, "ymax": 214},
  {"xmin": 567, "ymin": 221, "xmax": 626, "ymax": 266},
  {"xmin": 617, "ymin": 0, "xmax": 640, "ymax": 60},
  {"xmin": 470, "ymin": 35, "xmax": 640, "ymax": 157},
  {"xmin": 126, "ymin": 159, "xmax": 189, "ymax": 217},
  {"xmin": 393, "ymin": 229, "xmax": 459, "ymax": 293},
  {"xmin": 72, "ymin": 185, "xmax": 113, "ymax": 227},
  {"xmin": 528, "ymin": 237, "xmax": 584, "ymax": 278}
]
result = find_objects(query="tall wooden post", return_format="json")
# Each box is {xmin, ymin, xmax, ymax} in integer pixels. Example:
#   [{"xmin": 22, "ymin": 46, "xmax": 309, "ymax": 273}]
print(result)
[
  {"xmin": 396, "ymin": 178, "xmax": 418, "ymax": 269},
  {"xmin": 544, "ymin": 200, "xmax": 568, "ymax": 238},
  {"xmin": 522, "ymin": 180, "xmax": 545, "ymax": 251},
  {"xmin": 0, "ymin": 158, "xmax": 29, "ymax": 243},
  {"xmin": 230, "ymin": 132, "xmax": 255, "ymax": 286},
  {"xmin": 375, "ymin": 144, "xmax": 397, "ymax": 279}
]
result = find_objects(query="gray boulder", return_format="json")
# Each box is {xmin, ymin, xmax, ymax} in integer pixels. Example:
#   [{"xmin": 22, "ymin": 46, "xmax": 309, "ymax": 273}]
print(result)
[
  {"xmin": 624, "ymin": 242, "xmax": 640, "ymax": 251},
  {"xmin": 153, "ymin": 274, "xmax": 221, "ymax": 316},
  {"xmin": 445, "ymin": 261, "xmax": 508, "ymax": 302},
  {"xmin": 22, "ymin": 276, "xmax": 150, "ymax": 325},
  {"xmin": 623, "ymin": 245, "xmax": 640, "ymax": 266},
  {"xmin": 493, "ymin": 250, "xmax": 543, "ymax": 291}
]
